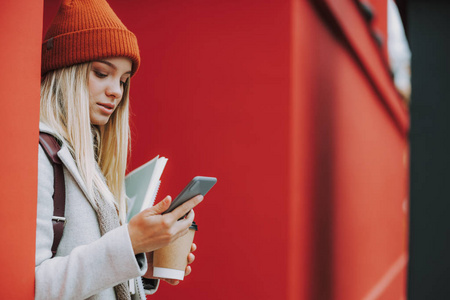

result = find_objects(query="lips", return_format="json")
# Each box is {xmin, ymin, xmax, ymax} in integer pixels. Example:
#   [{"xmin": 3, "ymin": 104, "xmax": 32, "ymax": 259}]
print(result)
[
  {"xmin": 97, "ymin": 102, "xmax": 115, "ymax": 114},
  {"xmin": 98, "ymin": 102, "xmax": 114, "ymax": 109}
]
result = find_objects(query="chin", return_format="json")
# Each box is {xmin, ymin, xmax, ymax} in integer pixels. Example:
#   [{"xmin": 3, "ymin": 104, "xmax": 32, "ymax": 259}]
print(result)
[{"xmin": 91, "ymin": 117, "xmax": 111, "ymax": 126}]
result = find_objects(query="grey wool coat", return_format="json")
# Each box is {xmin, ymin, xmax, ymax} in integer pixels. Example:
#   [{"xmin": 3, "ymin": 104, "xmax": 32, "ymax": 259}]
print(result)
[{"xmin": 35, "ymin": 123, "xmax": 158, "ymax": 300}]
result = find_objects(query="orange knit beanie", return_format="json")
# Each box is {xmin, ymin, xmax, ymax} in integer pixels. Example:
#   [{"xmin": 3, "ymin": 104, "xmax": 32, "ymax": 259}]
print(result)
[{"xmin": 42, "ymin": 0, "xmax": 140, "ymax": 76}]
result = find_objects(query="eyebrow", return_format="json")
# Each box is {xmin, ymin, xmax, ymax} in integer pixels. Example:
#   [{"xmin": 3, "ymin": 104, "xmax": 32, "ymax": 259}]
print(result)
[{"xmin": 96, "ymin": 60, "xmax": 132, "ymax": 75}]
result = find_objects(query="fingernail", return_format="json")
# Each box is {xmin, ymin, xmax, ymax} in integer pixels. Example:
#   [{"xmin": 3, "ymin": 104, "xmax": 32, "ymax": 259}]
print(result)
[{"xmin": 198, "ymin": 195, "xmax": 204, "ymax": 201}]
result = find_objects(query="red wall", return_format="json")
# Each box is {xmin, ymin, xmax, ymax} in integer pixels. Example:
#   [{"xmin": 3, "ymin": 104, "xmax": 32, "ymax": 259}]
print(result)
[
  {"xmin": 39, "ymin": 0, "xmax": 409, "ymax": 299},
  {"xmin": 123, "ymin": 1, "xmax": 292, "ymax": 299},
  {"xmin": 0, "ymin": 0, "xmax": 43, "ymax": 299}
]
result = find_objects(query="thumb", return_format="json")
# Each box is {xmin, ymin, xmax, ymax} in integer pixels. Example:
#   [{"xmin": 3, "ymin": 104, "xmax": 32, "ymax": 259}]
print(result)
[{"xmin": 145, "ymin": 195, "xmax": 172, "ymax": 216}]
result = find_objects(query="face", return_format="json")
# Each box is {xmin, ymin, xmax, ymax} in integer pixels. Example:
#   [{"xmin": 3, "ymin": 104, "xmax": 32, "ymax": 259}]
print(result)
[{"xmin": 88, "ymin": 57, "xmax": 132, "ymax": 126}]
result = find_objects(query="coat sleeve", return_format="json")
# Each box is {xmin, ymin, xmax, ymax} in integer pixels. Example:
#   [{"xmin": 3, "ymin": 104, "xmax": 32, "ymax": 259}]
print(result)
[{"xmin": 35, "ymin": 145, "xmax": 148, "ymax": 300}]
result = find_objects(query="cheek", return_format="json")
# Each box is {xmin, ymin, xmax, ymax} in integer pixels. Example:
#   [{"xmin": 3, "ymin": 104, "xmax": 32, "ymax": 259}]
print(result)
[
  {"xmin": 88, "ymin": 74, "xmax": 102, "ymax": 97},
  {"xmin": 87, "ymin": 82, "xmax": 95, "ymax": 106},
  {"xmin": 117, "ymin": 86, "xmax": 126, "ymax": 103}
]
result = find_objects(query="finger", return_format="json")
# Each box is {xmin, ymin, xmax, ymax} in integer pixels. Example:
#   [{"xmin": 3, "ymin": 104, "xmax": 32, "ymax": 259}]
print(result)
[
  {"xmin": 170, "ymin": 195, "xmax": 203, "ymax": 220},
  {"xmin": 180, "ymin": 209, "xmax": 195, "ymax": 226},
  {"xmin": 185, "ymin": 265, "xmax": 192, "ymax": 276},
  {"xmin": 170, "ymin": 208, "xmax": 195, "ymax": 235},
  {"xmin": 184, "ymin": 208, "xmax": 195, "ymax": 220},
  {"xmin": 187, "ymin": 253, "xmax": 195, "ymax": 264},
  {"xmin": 191, "ymin": 243, "xmax": 197, "ymax": 252},
  {"xmin": 185, "ymin": 208, "xmax": 195, "ymax": 223},
  {"xmin": 142, "ymin": 196, "xmax": 172, "ymax": 216},
  {"xmin": 164, "ymin": 279, "xmax": 180, "ymax": 285}
]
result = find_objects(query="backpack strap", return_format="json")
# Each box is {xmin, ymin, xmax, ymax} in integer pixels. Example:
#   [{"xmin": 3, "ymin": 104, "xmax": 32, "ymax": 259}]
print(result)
[{"xmin": 39, "ymin": 132, "xmax": 66, "ymax": 258}]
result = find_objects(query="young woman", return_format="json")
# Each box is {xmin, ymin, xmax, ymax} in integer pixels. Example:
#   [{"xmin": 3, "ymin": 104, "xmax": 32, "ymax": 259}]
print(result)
[{"xmin": 35, "ymin": 0, "xmax": 202, "ymax": 299}]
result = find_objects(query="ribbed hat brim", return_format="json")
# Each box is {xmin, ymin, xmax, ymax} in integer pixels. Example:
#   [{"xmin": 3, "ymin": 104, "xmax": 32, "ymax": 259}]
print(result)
[{"xmin": 41, "ymin": 28, "xmax": 140, "ymax": 76}]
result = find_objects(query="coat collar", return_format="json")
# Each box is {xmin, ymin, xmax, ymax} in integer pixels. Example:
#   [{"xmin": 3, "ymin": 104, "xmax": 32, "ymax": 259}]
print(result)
[{"xmin": 39, "ymin": 122, "xmax": 97, "ymax": 210}]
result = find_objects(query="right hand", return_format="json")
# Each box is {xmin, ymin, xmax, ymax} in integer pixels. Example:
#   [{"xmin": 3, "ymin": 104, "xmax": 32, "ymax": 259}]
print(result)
[{"xmin": 128, "ymin": 195, "xmax": 203, "ymax": 254}]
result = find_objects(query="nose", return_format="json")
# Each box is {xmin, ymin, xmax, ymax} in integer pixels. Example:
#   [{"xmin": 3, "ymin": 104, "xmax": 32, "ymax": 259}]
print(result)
[{"xmin": 106, "ymin": 79, "xmax": 123, "ymax": 100}]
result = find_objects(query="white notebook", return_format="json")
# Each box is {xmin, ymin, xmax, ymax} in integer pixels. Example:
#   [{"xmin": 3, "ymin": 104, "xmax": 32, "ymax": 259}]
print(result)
[{"xmin": 125, "ymin": 155, "xmax": 168, "ymax": 222}]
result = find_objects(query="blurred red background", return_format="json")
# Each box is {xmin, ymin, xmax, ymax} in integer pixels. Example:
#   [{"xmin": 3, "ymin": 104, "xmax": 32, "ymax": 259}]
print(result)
[{"xmin": 0, "ymin": 0, "xmax": 409, "ymax": 299}]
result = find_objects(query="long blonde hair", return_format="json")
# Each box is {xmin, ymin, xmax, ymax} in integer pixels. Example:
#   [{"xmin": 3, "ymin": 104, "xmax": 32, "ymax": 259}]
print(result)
[{"xmin": 40, "ymin": 62, "xmax": 130, "ymax": 223}]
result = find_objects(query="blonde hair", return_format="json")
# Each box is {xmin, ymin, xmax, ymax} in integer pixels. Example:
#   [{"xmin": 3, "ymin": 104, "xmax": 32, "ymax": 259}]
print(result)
[{"xmin": 40, "ymin": 63, "xmax": 130, "ymax": 223}]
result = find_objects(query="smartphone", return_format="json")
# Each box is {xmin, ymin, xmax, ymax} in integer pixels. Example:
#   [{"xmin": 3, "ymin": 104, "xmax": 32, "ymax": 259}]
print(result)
[{"xmin": 163, "ymin": 176, "xmax": 217, "ymax": 214}]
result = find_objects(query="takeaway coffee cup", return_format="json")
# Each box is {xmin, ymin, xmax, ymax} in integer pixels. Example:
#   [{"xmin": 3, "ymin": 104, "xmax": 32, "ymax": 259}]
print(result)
[{"xmin": 153, "ymin": 222, "xmax": 198, "ymax": 280}]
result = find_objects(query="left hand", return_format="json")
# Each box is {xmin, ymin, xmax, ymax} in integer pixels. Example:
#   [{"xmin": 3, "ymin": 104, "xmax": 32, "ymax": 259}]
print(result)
[{"xmin": 143, "ymin": 243, "xmax": 197, "ymax": 285}]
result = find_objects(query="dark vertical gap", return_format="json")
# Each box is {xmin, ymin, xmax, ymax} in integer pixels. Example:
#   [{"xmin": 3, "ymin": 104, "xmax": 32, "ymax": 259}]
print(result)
[
  {"xmin": 306, "ymin": 2, "xmax": 340, "ymax": 298},
  {"xmin": 309, "ymin": 75, "xmax": 336, "ymax": 300},
  {"xmin": 408, "ymin": 0, "xmax": 450, "ymax": 298}
]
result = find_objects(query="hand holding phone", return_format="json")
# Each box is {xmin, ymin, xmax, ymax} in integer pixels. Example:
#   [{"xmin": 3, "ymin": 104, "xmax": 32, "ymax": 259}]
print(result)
[{"xmin": 163, "ymin": 176, "xmax": 217, "ymax": 214}]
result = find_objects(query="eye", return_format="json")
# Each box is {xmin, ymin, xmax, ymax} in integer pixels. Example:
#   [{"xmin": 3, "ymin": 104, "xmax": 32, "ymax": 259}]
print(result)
[
  {"xmin": 94, "ymin": 70, "xmax": 107, "ymax": 78},
  {"xmin": 120, "ymin": 78, "xmax": 129, "ymax": 87}
]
